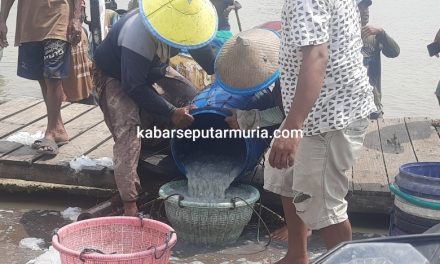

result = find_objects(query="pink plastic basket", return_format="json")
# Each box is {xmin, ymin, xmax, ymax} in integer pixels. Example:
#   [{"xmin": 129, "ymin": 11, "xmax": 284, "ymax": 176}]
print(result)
[{"xmin": 52, "ymin": 216, "xmax": 177, "ymax": 264}]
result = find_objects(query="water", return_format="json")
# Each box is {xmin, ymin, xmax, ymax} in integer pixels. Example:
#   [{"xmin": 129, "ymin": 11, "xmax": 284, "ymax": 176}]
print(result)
[
  {"xmin": 186, "ymin": 154, "xmax": 242, "ymax": 201},
  {"xmin": 1, "ymin": 0, "xmax": 439, "ymax": 117}
]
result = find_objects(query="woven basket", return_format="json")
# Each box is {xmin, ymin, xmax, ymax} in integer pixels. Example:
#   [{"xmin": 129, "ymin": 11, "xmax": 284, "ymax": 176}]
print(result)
[
  {"xmin": 52, "ymin": 217, "xmax": 177, "ymax": 264},
  {"xmin": 159, "ymin": 180, "xmax": 260, "ymax": 245}
]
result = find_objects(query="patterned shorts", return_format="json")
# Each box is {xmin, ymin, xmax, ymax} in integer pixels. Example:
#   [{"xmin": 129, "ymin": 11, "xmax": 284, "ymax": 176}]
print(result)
[{"xmin": 18, "ymin": 39, "xmax": 71, "ymax": 80}]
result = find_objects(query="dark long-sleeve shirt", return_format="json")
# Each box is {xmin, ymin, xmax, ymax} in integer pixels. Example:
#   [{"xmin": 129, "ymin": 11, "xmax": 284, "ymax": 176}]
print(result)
[
  {"xmin": 361, "ymin": 30, "xmax": 400, "ymax": 96},
  {"xmin": 93, "ymin": 10, "xmax": 215, "ymax": 121}
]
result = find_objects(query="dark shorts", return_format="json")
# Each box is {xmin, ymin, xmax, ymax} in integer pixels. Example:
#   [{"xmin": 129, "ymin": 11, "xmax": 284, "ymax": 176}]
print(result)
[{"xmin": 17, "ymin": 39, "xmax": 71, "ymax": 80}]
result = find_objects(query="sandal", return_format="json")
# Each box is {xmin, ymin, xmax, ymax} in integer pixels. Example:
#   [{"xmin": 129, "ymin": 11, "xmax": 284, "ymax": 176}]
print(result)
[
  {"xmin": 31, "ymin": 138, "xmax": 60, "ymax": 155},
  {"xmin": 32, "ymin": 139, "xmax": 69, "ymax": 149}
]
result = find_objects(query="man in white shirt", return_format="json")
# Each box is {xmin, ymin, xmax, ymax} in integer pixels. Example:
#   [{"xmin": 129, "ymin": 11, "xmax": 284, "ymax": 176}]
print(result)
[{"xmin": 264, "ymin": 0, "xmax": 376, "ymax": 263}]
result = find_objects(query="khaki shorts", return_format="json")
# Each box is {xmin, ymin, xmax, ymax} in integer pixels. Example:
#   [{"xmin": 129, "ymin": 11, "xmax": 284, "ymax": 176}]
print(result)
[{"xmin": 263, "ymin": 118, "xmax": 369, "ymax": 230}]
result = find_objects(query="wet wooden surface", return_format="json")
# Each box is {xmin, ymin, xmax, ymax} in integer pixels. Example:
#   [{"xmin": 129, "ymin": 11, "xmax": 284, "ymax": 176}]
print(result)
[{"xmin": 0, "ymin": 97, "xmax": 439, "ymax": 214}]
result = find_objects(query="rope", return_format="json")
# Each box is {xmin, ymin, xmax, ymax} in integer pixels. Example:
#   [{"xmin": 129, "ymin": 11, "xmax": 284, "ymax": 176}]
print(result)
[
  {"xmin": 79, "ymin": 248, "xmax": 116, "ymax": 262},
  {"xmin": 231, "ymin": 197, "xmax": 272, "ymax": 248},
  {"xmin": 146, "ymin": 231, "xmax": 177, "ymax": 259},
  {"xmin": 51, "ymin": 228, "xmax": 60, "ymax": 243},
  {"xmin": 156, "ymin": 194, "xmax": 185, "ymax": 219}
]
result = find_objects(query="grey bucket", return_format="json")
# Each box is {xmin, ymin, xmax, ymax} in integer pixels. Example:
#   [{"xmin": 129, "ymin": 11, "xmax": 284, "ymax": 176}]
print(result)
[{"xmin": 158, "ymin": 180, "xmax": 260, "ymax": 245}]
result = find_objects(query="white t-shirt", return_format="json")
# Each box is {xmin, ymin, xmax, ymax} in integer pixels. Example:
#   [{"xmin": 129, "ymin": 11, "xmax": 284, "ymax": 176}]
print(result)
[{"xmin": 280, "ymin": 0, "xmax": 376, "ymax": 136}]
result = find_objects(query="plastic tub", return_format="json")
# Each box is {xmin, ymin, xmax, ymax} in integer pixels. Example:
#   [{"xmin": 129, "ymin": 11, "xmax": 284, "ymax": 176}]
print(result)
[{"xmin": 52, "ymin": 217, "xmax": 177, "ymax": 264}]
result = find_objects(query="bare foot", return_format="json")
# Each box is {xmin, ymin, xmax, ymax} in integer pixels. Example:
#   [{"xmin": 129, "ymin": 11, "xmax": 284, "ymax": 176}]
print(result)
[
  {"xmin": 271, "ymin": 225, "xmax": 312, "ymax": 241},
  {"xmin": 45, "ymin": 126, "xmax": 69, "ymax": 143},
  {"xmin": 123, "ymin": 201, "xmax": 138, "ymax": 216}
]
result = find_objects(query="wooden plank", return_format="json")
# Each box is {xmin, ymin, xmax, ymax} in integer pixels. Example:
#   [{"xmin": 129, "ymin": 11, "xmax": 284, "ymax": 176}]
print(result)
[
  {"xmin": 0, "ymin": 97, "xmax": 43, "ymax": 121},
  {"xmin": 377, "ymin": 118, "xmax": 416, "ymax": 184},
  {"xmin": 87, "ymin": 138, "xmax": 114, "ymax": 159},
  {"xmin": 352, "ymin": 119, "xmax": 388, "ymax": 193},
  {"xmin": 0, "ymin": 107, "xmax": 104, "ymax": 165},
  {"xmin": 405, "ymin": 117, "xmax": 440, "ymax": 162},
  {"xmin": 34, "ymin": 121, "xmax": 111, "ymax": 167},
  {"xmin": 0, "ymin": 101, "xmax": 70, "ymax": 138},
  {"xmin": 0, "ymin": 103, "xmax": 96, "ymax": 157}
]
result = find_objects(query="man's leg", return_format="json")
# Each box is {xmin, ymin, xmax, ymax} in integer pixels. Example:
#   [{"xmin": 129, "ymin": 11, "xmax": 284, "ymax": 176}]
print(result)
[
  {"xmin": 277, "ymin": 196, "xmax": 309, "ymax": 264},
  {"xmin": 37, "ymin": 39, "xmax": 71, "ymax": 151},
  {"xmin": 40, "ymin": 79, "xmax": 68, "ymax": 143},
  {"xmin": 97, "ymin": 73, "xmax": 142, "ymax": 216},
  {"xmin": 319, "ymin": 220, "xmax": 352, "ymax": 249},
  {"xmin": 314, "ymin": 118, "xmax": 368, "ymax": 249},
  {"xmin": 263, "ymin": 133, "xmax": 308, "ymax": 264}
]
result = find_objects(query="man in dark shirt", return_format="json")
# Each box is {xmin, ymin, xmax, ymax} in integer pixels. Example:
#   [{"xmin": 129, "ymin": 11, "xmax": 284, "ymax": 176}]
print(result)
[
  {"xmin": 358, "ymin": 0, "xmax": 400, "ymax": 119},
  {"xmin": 93, "ymin": 4, "xmax": 217, "ymax": 216}
]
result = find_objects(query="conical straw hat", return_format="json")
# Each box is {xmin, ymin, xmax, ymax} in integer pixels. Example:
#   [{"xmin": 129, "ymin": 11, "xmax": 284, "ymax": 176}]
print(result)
[
  {"xmin": 140, "ymin": 0, "xmax": 218, "ymax": 49},
  {"xmin": 215, "ymin": 28, "xmax": 280, "ymax": 94}
]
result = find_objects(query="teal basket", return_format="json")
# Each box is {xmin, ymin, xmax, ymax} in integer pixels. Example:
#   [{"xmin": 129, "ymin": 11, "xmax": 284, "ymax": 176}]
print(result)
[{"xmin": 158, "ymin": 180, "xmax": 260, "ymax": 246}]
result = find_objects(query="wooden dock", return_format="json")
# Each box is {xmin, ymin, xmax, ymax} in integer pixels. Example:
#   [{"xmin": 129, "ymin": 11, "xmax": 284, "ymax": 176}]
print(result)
[{"xmin": 0, "ymin": 97, "xmax": 439, "ymax": 214}]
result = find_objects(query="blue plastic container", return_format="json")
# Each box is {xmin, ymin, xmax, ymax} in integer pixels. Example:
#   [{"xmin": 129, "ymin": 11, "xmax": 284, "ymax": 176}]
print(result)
[
  {"xmin": 390, "ymin": 162, "xmax": 440, "ymax": 235},
  {"xmin": 395, "ymin": 162, "xmax": 440, "ymax": 200},
  {"xmin": 171, "ymin": 83, "xmax": 276, "ymax": 180}
]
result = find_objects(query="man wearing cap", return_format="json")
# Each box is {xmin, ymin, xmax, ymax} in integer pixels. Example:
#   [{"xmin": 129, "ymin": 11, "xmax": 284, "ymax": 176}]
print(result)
[
  {"xmin": 93, "ymin": 1, "xmax": 217, "ymax": 216},
  {"xmin": 358, "ymin": 0, "xmax": 400, "ymax": 119},
  {"xmin": 264, "ymin": 0, "xmax": 376, "ymax": 263},
  {"xmin": 0, "ymin": 0, "xmax": 83, "ymax": 155}
]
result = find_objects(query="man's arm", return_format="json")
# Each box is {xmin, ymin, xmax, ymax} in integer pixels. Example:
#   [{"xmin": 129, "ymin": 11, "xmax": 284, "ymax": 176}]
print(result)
[
  {"xmin": 188, "ymin": 45, "xmax": 216, "ymax": 75},
  {"xmin": 377, "ymin": 30, "xmax": 400, "ymax": 58},
  {"xmin": 268, "ymin": 44, "xmax": 328, "ymax": 169},
  {"xmin": 69, "ymin": 0, "xmax": 83, "ymax": 45},
  {"xmin": 283, "ymin": 44, "xmax": 329, "ymax": 131},
  {"xmin": 0, "ymin": 0, "xmax": 15, "ymax": 47},
  {"xmin": 121, "ymin": 48, "xmax": 176, "ymax": 119},
  {"xmin": 120, "ymin": 48, "xmax": 195, "ymax": 128},
  {"xmin": 362, "ymin": 26, "xmax": 400, "ymax": 58}
]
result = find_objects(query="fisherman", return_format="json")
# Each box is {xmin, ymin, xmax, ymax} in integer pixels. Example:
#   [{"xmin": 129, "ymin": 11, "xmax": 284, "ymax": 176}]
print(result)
[
  {"xmin": 216, "ymin": 28, "xmax": 283, "ymax": 131},
  {"xmin": 93, "ymin": 0, "xmax": 217, "ymax": 216},
  {"xmin": 0, "ymin": 0, "xmax": 84, "ymax": 155},
  {"xmin": 358, "ymin": 0, "xmax": 400, "ymax": 119}
]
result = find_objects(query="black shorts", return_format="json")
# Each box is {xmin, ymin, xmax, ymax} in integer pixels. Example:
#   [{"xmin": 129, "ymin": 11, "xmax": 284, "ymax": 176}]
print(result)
[{"xmin": 17, "ymin": 39, "xmax": 71, "ymax": 80}]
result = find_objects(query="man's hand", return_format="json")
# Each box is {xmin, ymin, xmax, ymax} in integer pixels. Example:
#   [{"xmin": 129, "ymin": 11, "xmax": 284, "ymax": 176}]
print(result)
[
  {"xmin": 361, "ymin": 25, "xmax": 384, "ymax": 38},
  {"xmin": 224, "ymin": 1, "xmax": 241, "ymax": 17},
  {"xmin": 0, "ymin": 22, "xmax": 8, "ymax": 48},
  {"xmin": 225, "ymin": 109, "xmax": 239, "ymax": 129},
  {"xmin": 68, "ymin": 18, "xmax": 82, "ymax": 46},
  {"xmin": 269, "ymin": 133, "xmax": 300, "ymax": 170},
  {"xmin": 171, "ymin": 105, "xmax": 196, "ymax": 129}
]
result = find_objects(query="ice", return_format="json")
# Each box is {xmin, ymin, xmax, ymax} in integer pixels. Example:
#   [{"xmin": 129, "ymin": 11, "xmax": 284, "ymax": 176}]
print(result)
[
  {"xmin": 19, "ymin": 238, "xmax": 45, "ymax": 251},
  {"xmin": 61, "ymin": 207, "xmax": 82, "ymax": 221},
  {"xmin": 0, "ymin": 209, "xmax": 13, "ymax": 213},
  {"xmin": 69, "ymin": 155, "xmax": 113, "ymax": 172},
  {"xmin": 6, "ymin": 131, "xmax": 44, "ymax": 145},
  {"xmin": 26, "ymin": 246, "xmax": 61, "ymax": 264}
]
